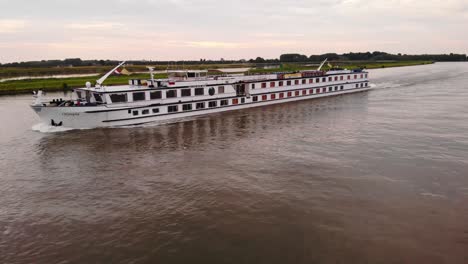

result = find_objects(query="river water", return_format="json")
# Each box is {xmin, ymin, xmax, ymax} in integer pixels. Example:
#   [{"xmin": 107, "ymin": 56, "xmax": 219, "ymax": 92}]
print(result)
[{"xmin": 1, "ymin": 62, "xmax": 468, "ymax": 264}]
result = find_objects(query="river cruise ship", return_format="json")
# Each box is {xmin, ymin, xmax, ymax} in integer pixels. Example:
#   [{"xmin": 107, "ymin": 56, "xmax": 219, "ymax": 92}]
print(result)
[{"xmin": 31, "ymin": 61, "xmax": 371, "ymax": 129}]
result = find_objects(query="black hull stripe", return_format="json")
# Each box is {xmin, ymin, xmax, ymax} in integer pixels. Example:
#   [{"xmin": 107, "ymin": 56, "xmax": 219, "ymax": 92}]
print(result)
[{"xmin": 102, "ymin": 87, "xmax": 370, "ymax": 123}]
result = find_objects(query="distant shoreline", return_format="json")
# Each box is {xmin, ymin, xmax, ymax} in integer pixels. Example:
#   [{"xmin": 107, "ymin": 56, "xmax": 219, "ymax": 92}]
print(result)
[{"xmin": 0, "ymin": 61, "xmax": 442, "ymax": 95}]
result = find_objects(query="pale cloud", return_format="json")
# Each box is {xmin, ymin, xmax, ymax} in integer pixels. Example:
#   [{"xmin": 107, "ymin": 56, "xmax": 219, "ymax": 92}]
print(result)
[
  {"xmin": 65, "ymin": 22, "xmax": 124, "ymax": 30},
  {"xmin": 184, "ymin": 41, "xmax": 246, "ymax": 49},
  {"xmin": 0, "ymin": 19, "xmax": 27, "ymax": 33}
]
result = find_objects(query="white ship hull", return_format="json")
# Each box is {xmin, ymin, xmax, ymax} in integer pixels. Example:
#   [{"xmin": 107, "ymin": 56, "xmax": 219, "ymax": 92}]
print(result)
[{"xmin": 31, "ymin": 86, "xmax": 371, "ymax": 129}]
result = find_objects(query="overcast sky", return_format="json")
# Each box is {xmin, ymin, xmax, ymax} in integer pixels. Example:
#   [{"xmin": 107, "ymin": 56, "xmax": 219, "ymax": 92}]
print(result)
[{"xmin": 1, "ymin": 0, "xmax": 467, "ymax": 62}]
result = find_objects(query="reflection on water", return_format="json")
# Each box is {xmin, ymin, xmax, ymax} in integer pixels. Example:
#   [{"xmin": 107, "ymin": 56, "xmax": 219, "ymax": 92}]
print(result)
[{"xmin": 1, "ymin": 63, "xmax": 468, "ymax": 264}]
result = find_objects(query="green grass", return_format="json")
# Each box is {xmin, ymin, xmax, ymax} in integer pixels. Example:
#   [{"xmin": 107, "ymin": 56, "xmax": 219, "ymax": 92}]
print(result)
[
  {"xmin": 334, "ymin": 60, "xmax": 434, "ymax": 69},
  {"xmin": 0, "ymin": 61, "xmax": 434, "ymax": 95},
  {"xmin": 0, "ymin": 63, "xmax": 252, "ymax": 78},
  {"xmin": 247, "ymin": 61, "xmax": 434, "ymax": 74},
  {"xmin": 0, "ymin": 73, "xmax": 167, "ymax": 95}
]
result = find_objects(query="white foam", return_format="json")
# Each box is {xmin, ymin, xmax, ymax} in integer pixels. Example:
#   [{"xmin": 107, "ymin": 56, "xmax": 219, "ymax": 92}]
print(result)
[{"xmin": 32, "ymin": 123, "xmax": 75, "ymax": 133}]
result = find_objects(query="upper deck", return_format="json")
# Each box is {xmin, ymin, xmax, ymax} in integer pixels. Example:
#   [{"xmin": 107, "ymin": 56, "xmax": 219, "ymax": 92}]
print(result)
[{"xmin": 78, "ymin": 68, "xmax": 365, "ymax": 94}]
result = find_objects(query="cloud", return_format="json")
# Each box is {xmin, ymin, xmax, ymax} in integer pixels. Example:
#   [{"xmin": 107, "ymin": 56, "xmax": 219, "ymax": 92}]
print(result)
[
  {"xmin": 183, "ymin": 41, "xmax": 246, "ymax": 49},
  {"xmin": 0, "ymin": 19, "xmax": 27, "ymax": 33},
  {"xmin": 65, "ymin": 22, "xmax": 124, "ymax": 30},
  {"xmin": 0, "ymin": 0, "xmax": 467, "ymax": 62}
]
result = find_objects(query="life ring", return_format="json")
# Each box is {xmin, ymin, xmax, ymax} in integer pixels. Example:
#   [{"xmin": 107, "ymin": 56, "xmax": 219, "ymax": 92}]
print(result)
[{"xmin": 208, "ymin": 87, "xmax": 215, "ymax": 96}]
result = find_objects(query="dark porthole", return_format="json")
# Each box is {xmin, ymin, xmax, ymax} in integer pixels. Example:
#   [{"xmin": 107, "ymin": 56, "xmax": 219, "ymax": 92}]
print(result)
[{"xmin": 208, "ymin": 87, "xmax": 215, "ymax": 96}]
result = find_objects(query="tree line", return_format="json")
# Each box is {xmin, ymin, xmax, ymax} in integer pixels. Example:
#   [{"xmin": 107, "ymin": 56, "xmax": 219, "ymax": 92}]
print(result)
[
  {"xmin": 1, "ymin": 51, "xmax": 466, "ymax": 68},
  {"xmin": 279, "ymin": 51, "xmax": 467, "ymax": 62}
]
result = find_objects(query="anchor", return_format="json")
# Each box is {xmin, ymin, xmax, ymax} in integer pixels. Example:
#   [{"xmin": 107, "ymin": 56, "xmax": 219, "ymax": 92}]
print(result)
[{"xmin": 51, "ymin": 119, "xmax": 63, "ymax": 127}]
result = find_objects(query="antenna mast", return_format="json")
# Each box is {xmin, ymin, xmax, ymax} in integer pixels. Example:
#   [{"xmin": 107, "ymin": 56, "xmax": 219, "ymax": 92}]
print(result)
[
  {"xmin": 96, "ymin": 61, "xmax": 126, "ymax": 87},
  {"xmin": 317, "ymin": 58, "xmax": 328, "ymax": 71}
]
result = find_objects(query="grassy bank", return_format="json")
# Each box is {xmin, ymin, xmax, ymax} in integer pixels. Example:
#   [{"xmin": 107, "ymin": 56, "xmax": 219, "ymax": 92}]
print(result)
[
  {"xmin": 0, "ymin": 60, "xmax": 433, "ymax": 95},
  {"xmin": 0, "ymin": 73, "xmax": 165, "ymax": 95},
  {"xmin": 0, "ymin": 63, "xmax": 251, "ymax": 79}
]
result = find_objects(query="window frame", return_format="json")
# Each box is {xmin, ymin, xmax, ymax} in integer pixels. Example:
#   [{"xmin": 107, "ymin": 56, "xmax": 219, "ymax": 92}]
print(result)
[
  {"xmin": 166, "ymin": 90, "xmax": 177, "ymax": 98},
  {"xmin": 150, "ymin": 91, "xmax": 162, "ymax": 100}
]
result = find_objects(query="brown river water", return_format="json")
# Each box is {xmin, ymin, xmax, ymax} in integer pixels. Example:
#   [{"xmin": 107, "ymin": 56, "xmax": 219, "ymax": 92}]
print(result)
[{"xmin": 1, "ymin": 62, "xmax": 468, "ymax": 264}]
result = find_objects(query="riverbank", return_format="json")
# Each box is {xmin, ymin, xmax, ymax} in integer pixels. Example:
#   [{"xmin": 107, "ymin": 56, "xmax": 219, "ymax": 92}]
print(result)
[{"xmin": 0, "ymin": 60, "xmax": 434, "ymax": 95}]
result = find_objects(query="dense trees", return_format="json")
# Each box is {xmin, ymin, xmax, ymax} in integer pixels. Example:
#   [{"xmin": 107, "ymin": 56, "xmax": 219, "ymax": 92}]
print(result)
[
  {"xmin": 1, "ymin": 52, "xmax": 466, "ymax": 68},
  {"xmin": 306, "ymin": 51, "xmax": 467, "ymax": 62}
]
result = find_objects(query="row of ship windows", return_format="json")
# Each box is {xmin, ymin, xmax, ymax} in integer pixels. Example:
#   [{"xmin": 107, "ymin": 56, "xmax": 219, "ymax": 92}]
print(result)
[
  {"xmin": 253, "ymin": 74, "xmax": 368, "ymax": 89},
  {"xmin": 111, "ymin": 86, "xmax": 226, "ymax": 103},
  {"xmin": 129, "ymin": 83, "xmax": 368, "ymax": 116},
  {"xmin": 111, "ymin": 74, "xmax": 368, "ymax": 103}
]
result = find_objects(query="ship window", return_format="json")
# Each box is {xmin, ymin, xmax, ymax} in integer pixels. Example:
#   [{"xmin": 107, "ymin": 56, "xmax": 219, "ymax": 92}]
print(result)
[
  {"xmin": 279, "ymin": 81, "xmax": 283, "ymax": 86},
  {"xmin": 150, "ymin": 91, "xmax": 162, "ymax": 99},
  {"xmin": 241, "ymin": 98, "xmax": 245, "ymax": 103},
  {"xmin": 261, "ymin": 83, "xmax": 266, "ymax": 88},
  {"xmin": 316, "ymin": 88, "xmax": 321, "ymax": 93},
  {"xmin": 316, "ymin": 78, "xmax": 320, "ymax": 83},
  {"xmin": 309, "ymin": 79, "xmax": 313, "ymax": 84},
  {"xmin": 322, "ymin": 77, "xmax": 326, "ymax": 82},
  {"xmin": 334, "ymin": 76, "xmax": 338, "ymax": 81},
  {"xmin": 221, "ymin": 100, "xmax": 228, "ymax": 106},
  {"xmin": 322, "ymin": 88, "xmax": 326, "ymax": 93},
  {"xmin": 182, "ymin": 104, "xmax": 192, "ymax": 111},
  {"xmin": 196, "ymin": 102, "xmax": 205, "ymax": 109},
  {"xmin": 195, "ymin": 88, "xmax": 204, "ymax": 96},
  {"xmin": 287, "ymin": 91, "xmax": 292, "ymax": 97},
  {"xmin": 232, "ymin": 98, "xmax": 239, "ymax": 104},
  {"xmin": 152, "ymin": 108, "xmax": 159, "ymax": 113},
  {"xmin": 302, "ymin": 79, "xmax": 306, "ymax": 84},
  {"xmin": 270, "ymin": 82, "xmax": 275, "ymax": 88},
  {"xmin": 335, "ymin": 86, "xmax": 338, "ymax": 91},
  {"xmin": 329, "ymin": 87, "xmax": 332, "ymax": 92},
  {"xmin": 279, "ymin": 93, "xmax": 284, "ymax": 98},
  {"xmin": 340, "ymin": 86, "xmax": 344, "ymax": 90},
  {"xmin": 142, "ymin": 109, "xmax": 149, "ymax": 115},
  {"xmin": 252, "ymin": 83, "xmax": 256, "ymax": 89},
  {"xmin": 218, "ymin": 86, "xmax": 225, "ymax": 94},
  {"xmin": 328, "ymin": 77, "xmax": 332, "ymax": 81},
  {"xmin": 287, "ymin": 80, "xmax": 291, "ymax": 86},
  {"xmin": 208, "ymin": 101, "xmax": 217, "ymax": 108},
  {"xmin": 309, "ymin": 89, "xmax": 313, "ymax": 94},
  {"xmin": 271, "ymin": 94, "xmax": 276, "ymax": 100},
  {"xmin": 365, "ymin": 74, "xmax": 368, "ymax": 78},
  {"xmin": 168, "ymin": 105, "xmax": 178, "ymax": 112},
  {"xmin": 360, "ymin": 74, "xmax": 363, "ymax": 78},
  {"xmin": 348, "ymin": 75, "xmax": 351, "ymax": 80},
  {"xmin": 181, "ymin": 89, "xmax": 191, "ymax": 97},
  {"xmin": 302, "ymin": 90, "xmax": 307, "ymax": 95},
  {"xmin": 110, "ymin": 93, "xmax": 127, "ymax": 103},
  {"xmin": 94, "ymin": 93, "xmax": 103, "ymax": 103},
  {"xmin": 356, "ymin": 84, "xmax": 359, "ymax": 88},
  {"xmin": 132, "ymin": 110, "xmax": 139, "ymax": 116},
  {"xmin": 294, "ymin": 80, "xmax": 299, "ymax": 85},
  {"xmin": 166, "ymin": 90, "xmax": 177, "ymax": 98},
  {"xmin": 128, "ymin": 110, "xmax": 131, "ymax": 114},
  {"xmin": 354, "ymin": 75, "xmax": 357, "ymax": 79},
  {"xmin": 262, "ymin": 95, "xmax": 267, "ymax": 101},
  {"xmin": 133, "ymin": 92, "xmax": 146, "ymax": 101},
  {"xmin": 340, "ymin": 76, "xmax": 344, "ymax": 80},
  {"xmin": 253, "ymin": 96, "xmax": 258, "ymax": 102},
  {"xmin": 295, "ymin": 91, "xmax": 300, "ymax": 96},
  {"xmin": 365, "ymin": 83, "xmax": 368, "ymax": 87}
]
